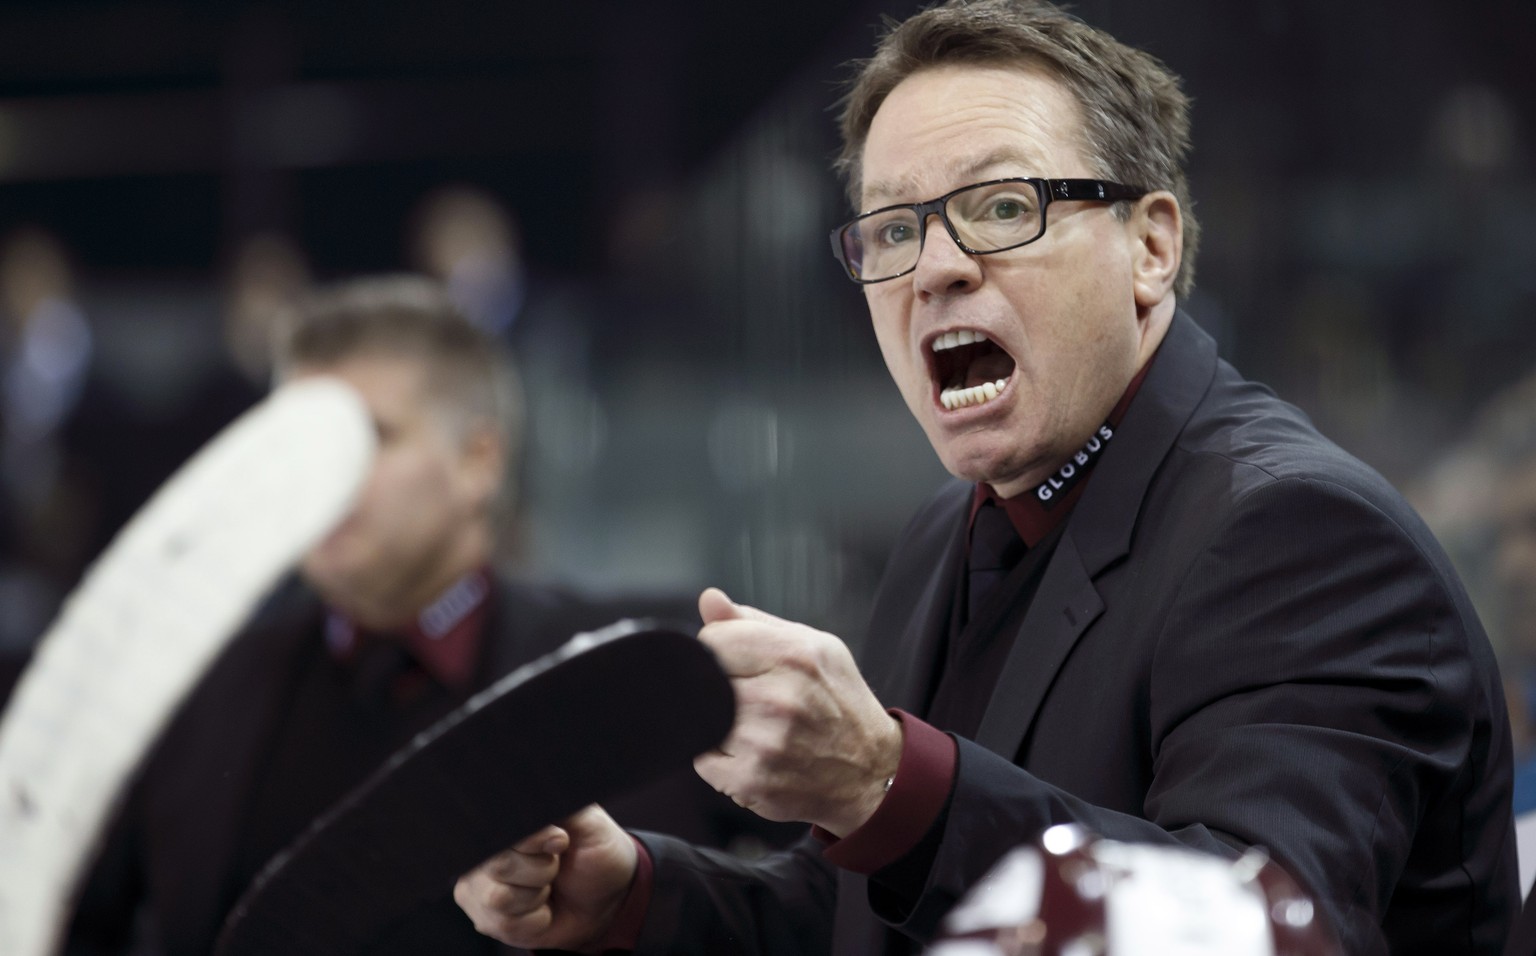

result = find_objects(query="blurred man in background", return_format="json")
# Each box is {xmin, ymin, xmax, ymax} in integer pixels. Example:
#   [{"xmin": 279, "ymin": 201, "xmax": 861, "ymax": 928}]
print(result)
[{"xmin": 65, "ymin": 275, "xmax": 786, "ymax": 955}]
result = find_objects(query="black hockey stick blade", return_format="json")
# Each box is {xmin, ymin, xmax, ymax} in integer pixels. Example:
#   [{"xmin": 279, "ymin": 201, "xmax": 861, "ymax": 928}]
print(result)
[{"xmin": 216, "ymin": 620, "xmax": 732, "ymax": 956}]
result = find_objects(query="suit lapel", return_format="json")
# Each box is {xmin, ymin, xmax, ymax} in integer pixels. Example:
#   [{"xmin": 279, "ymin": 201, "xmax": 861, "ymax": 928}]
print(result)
[
  {"xmin": 974, "ymin": 534, "xmax": 1102, "ymax": 756},
  {"xmin": 973, "ymin": 313, "xmax": 1218, "ymax": 760}
]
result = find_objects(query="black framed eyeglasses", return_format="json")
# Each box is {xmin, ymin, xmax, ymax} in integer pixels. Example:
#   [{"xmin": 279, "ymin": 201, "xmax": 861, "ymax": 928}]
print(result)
[{"xmin": 829, "ymin": 177, "xmax": 1147, "ymax": 284}]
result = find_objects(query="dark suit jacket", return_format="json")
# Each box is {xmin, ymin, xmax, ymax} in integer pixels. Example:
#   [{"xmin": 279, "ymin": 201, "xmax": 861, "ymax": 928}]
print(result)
[
  {"xmin": 633, "ymin": 312, "xmax": 1518, "ymax": 955},
  {"xmin": 64, "ymin": 573, "xmax": 768, "ymax": 956}
]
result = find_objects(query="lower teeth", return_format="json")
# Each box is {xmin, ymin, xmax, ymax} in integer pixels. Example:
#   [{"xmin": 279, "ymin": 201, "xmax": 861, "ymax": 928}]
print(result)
[{"xmin": 941, "ymin": 378, "xmax": 1009, "ymax": 410}]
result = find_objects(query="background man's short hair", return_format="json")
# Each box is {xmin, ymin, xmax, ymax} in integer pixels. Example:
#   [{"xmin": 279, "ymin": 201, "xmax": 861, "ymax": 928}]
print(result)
[
  {"xmin": 836, "ymin": 0, "xmax": 1201, "ymax": 297},
  {"xmin": 277, "ymin": 274, "xmax": 523, "ymax": 453}
]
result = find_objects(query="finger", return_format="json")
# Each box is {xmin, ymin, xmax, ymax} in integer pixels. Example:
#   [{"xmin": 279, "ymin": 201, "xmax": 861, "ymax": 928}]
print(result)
[
  {"xmin": 466, "ymin": 873, "xmax": 549, "ymax": 919},
  {"xmin": 511, "ymin": 824, "xmax": 569, "ymax": 856},
  {"xmin": 476, "ymin": 842, "xmax": 564, "ymax": 886},
  {"xmin": 694, "ymin": 747, "xmax": 747, "ymax": 796},
  {"xmin": 698, "ymin": 587, "xmax": 788, "ymax": 626},
  {"xmin": 694, "ymin": 748, "xmax": 723, "ymax": 783},
  {"xmin": 558, "ymin": 803, "xmax": 621, "ymax": 845},
  {"xmin": 494, "ymin": 846, "xmax": 561, "ymax": 888},
  {"xmin": 701, "ymin": 615, "xmax": 817, "ymax": 678},
  {"xmin": 698, "ymin": 587, "xmax": 737, "ymax": 625},
  {"xmin": 693, "ymin": 751, "xmax": 771, "ymax": 819},
  {"xmin": 497, "ymin": 881, "xmax": 553, "ymax": 915},
  {"xmin": 455, "ymin": 872, "xmax": 553, "ymax": 943}
]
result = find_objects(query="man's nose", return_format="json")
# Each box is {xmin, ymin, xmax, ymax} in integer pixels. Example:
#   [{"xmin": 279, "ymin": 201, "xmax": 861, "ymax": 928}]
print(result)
[{"xmin": 911, "ymin": 214, "xmax": 982, "ymax": 296}]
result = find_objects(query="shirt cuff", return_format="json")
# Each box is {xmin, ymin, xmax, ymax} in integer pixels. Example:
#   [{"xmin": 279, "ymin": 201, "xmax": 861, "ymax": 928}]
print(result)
[
  {"xmin": 585, "ymin": 833, "xmax": 653, "ymax": 953},
  {"xmin": 813, "ymin": 709, "xmax": 956, "ymax": 875}
]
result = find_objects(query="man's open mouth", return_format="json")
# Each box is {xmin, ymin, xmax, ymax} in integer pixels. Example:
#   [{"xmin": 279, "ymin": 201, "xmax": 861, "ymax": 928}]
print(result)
[{"xmin": 930, "ymin": 330, "xmax": 1017, "ymax": 410}]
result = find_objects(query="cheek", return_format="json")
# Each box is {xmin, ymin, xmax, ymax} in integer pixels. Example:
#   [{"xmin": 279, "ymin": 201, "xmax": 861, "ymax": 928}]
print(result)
[
  {"xmin": 1023, "ymin": 270, "xmax": 1137, "ymax": 384},
  {"xmin": 352, "ymin": 464, "xmax": 399, "ymax": 512},
  {"xmin": 348, "ymin": 456, "xmax": 410, "ymax": 521},
  {"xmin": 409, "ymin": 450, "xmax": 481, "ymax": 519},
  {"xmin": 871, "ymin": 328, "xmax": 909, "ymax": 382},
  {"xmin": 349, "ymin": 451, "xmax": 447, "ymax": 527},
  {"xmin": 867, "ymin": 297, "xmax": 923, "ymax": 389}
]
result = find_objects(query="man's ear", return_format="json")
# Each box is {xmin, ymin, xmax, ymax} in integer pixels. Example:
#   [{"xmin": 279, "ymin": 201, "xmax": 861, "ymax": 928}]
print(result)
[
  {"xmin": 1129, "ymin": 192, "xmax": 1182, "ymax": 314},
  {"xmin": 460, "ymin": 423, "xmax": 508, "ymax": 510}
]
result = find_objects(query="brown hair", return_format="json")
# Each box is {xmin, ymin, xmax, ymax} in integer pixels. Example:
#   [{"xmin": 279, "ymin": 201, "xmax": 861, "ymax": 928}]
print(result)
[
  {"xmin": 277, "ymin": 274, "xmax": 522, "ymax": 451},
  {"xmin": 837, "ymin": 0, "xmax": 1200, "ymax": 296}
]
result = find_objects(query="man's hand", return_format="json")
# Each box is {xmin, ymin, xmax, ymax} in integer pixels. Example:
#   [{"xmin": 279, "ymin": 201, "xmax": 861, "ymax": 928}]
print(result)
[
  {"xmin": 454, "ymin": 804, "xmax": 636, "ymax": 952},
  {"xmin": 693, "ymin": 587, "xmax": 903, "ymax": 837}
]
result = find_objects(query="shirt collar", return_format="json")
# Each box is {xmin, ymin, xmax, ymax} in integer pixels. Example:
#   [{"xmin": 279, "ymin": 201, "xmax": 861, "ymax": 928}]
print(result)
[
  {"xmin": 970, "ymin": 356, "xmax": 1154, "ymax": 547},
  {"xmin": 324, "ymin": 568, "xmax": 492, "ymax": 690}
]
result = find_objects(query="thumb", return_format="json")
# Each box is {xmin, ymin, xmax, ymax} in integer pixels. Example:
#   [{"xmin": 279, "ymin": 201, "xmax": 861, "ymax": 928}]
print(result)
[
  {"xmin": 560, "ymin": 804, "xmax": 620, "ymax": 845},
  {"xmin": 698, "ymin": 587, "xmax": 786, "ymax": 626}
]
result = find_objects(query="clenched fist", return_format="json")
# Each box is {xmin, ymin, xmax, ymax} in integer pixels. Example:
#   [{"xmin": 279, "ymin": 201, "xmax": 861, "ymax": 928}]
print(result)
[
  {"xmin": 455, "ymin": 804, "xmax": 636, "ymax": 952},
  {"xmin": 692, "ymin": 588, "xmax": 902, "ymax": 837}
]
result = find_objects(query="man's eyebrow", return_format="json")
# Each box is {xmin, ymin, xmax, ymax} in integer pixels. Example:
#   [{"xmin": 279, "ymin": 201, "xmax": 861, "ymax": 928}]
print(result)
[
  {"xmin": 860, "ymin": 147, "xmax": 1043, "ymax": 209},
  {"xmin": 861, "ymin": 172, "xmax": 925, "ymax": 209}
]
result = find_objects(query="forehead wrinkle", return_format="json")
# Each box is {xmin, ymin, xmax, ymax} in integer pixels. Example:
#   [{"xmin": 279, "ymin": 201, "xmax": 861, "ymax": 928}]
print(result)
[
  {"xmin": 861, "ymin": 129, "xmax": 1073, "ymax": 212},
  {"xmin": 861, "ymin": 146, "xmax": 1047, "ymax": 210},
  {"xmin": 952, "ymin": 145, "xmax": 1050, "ymax": 188}
]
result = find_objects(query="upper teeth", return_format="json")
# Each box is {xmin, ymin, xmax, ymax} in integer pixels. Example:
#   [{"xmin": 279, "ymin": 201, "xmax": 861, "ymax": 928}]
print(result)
[{"xmin": 932, "ymin": 330, "xmax": 988, "ymax": 352}]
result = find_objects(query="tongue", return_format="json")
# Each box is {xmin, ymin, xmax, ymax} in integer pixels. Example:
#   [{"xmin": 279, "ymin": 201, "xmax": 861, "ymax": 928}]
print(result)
[{"xmin": 965, "ymin": 351, "xmax": 1015, "ymax": 389}]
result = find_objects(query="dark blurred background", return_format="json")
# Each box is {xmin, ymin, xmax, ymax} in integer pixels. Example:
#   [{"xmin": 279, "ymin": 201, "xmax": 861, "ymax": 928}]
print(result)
[{"xmin": 0, "ymin": 0, "xmax": 1533, "ymax": 665}]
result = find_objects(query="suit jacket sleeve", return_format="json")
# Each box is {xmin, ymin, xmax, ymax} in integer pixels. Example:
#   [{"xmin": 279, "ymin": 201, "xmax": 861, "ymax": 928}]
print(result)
[
  {"xmin": 883, "ymin": 474, "xmax": 1513, "ymax": 956},
  {"xmin": 628, "ymin": 831, "xmax": 837, "ymax": 955}
]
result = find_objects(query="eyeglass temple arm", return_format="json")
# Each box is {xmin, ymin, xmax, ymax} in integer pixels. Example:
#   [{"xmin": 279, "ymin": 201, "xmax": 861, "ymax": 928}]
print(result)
[{"xmin": 1046, "ymin": 179, "xmax": 1147, "ymax": 202}]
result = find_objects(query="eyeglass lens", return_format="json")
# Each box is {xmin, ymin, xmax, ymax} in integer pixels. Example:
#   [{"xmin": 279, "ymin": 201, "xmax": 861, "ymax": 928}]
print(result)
[{"xmin": 841, "ymin": 180, "xmax": 1045, "ymax": 281}]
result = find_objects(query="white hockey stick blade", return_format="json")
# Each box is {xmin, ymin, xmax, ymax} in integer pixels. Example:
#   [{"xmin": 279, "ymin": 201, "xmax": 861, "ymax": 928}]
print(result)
[{"xmin": 0, "ymin": 377, "xmax": 375, "ymax": 956}]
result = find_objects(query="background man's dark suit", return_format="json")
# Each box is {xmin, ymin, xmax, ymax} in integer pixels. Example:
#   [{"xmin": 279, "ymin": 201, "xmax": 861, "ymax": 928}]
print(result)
[
  {"xmin": 631, "ymin": 313, "xmax": 1518, "ymax": 955},
  {"xmin": 65, "ymin": 574, "xmax": 772, "ymax": 956}
]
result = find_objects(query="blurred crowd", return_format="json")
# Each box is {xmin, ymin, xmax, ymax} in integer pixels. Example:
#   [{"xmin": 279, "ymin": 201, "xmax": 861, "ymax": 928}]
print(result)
[{"xmin": 1410, "ymin": 374, "xmax": 1536, "ymax": 817}]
